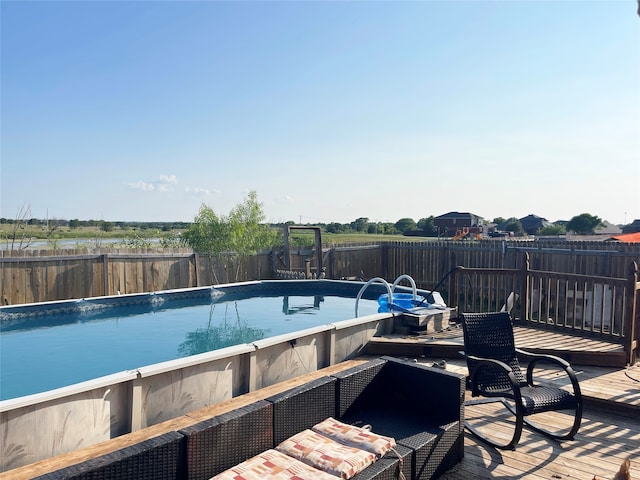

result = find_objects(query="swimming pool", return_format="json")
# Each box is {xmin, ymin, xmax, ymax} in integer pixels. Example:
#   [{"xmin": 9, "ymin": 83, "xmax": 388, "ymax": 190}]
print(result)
[{"xmin": 0, "ymin": 280, "xmax": 383, "ymax": 400}]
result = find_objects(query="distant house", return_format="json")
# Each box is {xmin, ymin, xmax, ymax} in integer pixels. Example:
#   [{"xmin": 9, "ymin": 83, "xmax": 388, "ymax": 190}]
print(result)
[
  {"xmin": 434, "ymin": 212, "xmax": 483, "ymax": 237},
  {"xmin": 519, "ymin": 214, "xmax": 551, "ymax": 236},
  {"xmin": 622, "ymin": 219, "xmax": 640, "ymax": 234},
  {"xmin": 594, "ymin": 221, "xmax": 622, "ymax": 236}
]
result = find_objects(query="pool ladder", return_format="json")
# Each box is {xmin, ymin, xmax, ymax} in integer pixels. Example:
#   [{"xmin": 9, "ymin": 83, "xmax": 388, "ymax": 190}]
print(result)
[{"xmin": 354, "ymin": 274, "xmax": 418, "ymax": 317}]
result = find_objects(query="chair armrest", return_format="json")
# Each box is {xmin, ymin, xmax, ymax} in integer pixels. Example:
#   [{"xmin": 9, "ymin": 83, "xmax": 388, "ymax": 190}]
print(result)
[
  {"xmin": 516, "ymin": 349, "xmax": 582, "ymax": 397},
  {"xmin": 516, "ymin": 348, "xmax": 570, "ymax": 369},
  {"xmin": 461, "ymin": 352, "xmax": 513, "ymax": 375},
  {"xmin": 462, "ymin": 352, "xmax": 522, "ymax": 400}
]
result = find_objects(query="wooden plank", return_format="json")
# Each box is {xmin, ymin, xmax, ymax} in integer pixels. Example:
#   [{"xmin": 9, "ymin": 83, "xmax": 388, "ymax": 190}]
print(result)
[
  {"xmin": 368, "ymin": 325, "xmax": 628, "ymax": 367},
  {"xmin": 439, "ymin": 403, "xmax": 639, "ymax": 480}
]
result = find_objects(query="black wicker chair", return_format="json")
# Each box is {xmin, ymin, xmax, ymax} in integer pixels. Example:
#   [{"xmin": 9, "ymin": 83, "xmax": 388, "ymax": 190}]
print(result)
[{"xmin": 460, "ymin": 312, "xmax": 583, "ymax": 450}]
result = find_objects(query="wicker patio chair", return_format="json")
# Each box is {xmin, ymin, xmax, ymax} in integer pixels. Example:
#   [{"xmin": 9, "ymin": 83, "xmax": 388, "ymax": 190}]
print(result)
[{"xmin": 460, "ymin": 312, "xmax": 583, "ymax": 450}]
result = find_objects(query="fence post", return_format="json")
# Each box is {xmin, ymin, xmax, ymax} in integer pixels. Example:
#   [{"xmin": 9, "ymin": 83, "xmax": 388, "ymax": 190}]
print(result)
[
  {"xmin": 624, "ymin": 261, "xmax": 638, "ymax": 366},
  {"xmin": 102, "ymin": 254, "xmax": 109, "ymax": 296},
  {"xmin": 448, "ymin": 251, "xmax": 457, "ymax": 307},
  {"xmin": 193, "ymin": 253, "xmax": 200, "ymax": 287},
  {"xmin": 382, "ymin": 243, "xmax": 388, "ymax": 280},
  {"xmin": 519, "ymin": 252, "xmax": 530, "ymax": 321}
]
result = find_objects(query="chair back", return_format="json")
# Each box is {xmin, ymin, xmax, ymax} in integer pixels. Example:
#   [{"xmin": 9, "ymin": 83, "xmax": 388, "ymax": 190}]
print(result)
[{"xmin": 460, "ymin": 312, "xmax": 526, "ymax": 391}]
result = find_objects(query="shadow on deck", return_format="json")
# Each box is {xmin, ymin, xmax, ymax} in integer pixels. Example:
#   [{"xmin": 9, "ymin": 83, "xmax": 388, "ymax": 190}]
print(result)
[
  {"xmin": 368, "ymin": 321, "xmax": 630, "ymax": 368},
  {"xmin": 367, "ymin": 321, "xmax": 640, "ymax": 479}
]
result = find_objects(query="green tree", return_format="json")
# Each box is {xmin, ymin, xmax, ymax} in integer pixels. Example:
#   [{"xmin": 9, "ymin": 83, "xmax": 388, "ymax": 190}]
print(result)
[
  {"xmin": 350, "ymin": 217, "xmax": 369, "ymax": 233},
  {"xmin": 326, "ymin": 222, "xmax": 346, "ymax": 234},
  {"xmin": 394, "ymin": 218, "xmax": 417, "ymax": 233},
  {"xmin": 566, "ymin": 213, "xmax": 603, "ymax": 235},
  {"xmin": 503, "ymin": 217, "xmax": 524, "ymax": 235},
  {"xmin": 537, "ymin": 224, "xmax": 567, "ymax": 236},
  {"xmin": 183, "ymin": 191, "xmax": 279, "ymax": 283},
  {"xmin": 98, "ymin": 220, "xmax": 113, "ymax": 232},
  {"xmin": 417, "ymin": 216, "xmax": 437, "ymax": 236}
]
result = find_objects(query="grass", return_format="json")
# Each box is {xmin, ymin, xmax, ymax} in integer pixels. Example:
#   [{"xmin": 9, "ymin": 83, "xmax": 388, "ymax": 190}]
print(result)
[{"xmin": 0, "ymin": 223, "xmax": 439, "ymax": 249}]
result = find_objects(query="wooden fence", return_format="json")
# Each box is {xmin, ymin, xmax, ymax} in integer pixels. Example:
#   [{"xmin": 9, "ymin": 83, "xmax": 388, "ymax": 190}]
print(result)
[
  {"xmin": 0, "ymin": 248, "xmax": 272, "ymax": 305},
  {"xmin": 1, "ymin": 240, "xmax": 638, "ymax": 363},
  {"xmin": 2, "ymin": 240, "xmax": 639, "ymax": 305}
]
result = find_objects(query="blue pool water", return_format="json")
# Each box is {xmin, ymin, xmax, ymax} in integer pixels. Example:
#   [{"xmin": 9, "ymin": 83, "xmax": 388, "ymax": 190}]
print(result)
[{"xmin": 0, "ymin": 282, "xmax": 381, "ymax": 400}]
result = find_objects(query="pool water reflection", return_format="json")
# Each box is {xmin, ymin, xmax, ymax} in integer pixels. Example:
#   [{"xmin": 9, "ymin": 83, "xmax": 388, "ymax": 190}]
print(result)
[{"xmin": 0, "ymin": 290, "xmax": 379, "ymax": 400}]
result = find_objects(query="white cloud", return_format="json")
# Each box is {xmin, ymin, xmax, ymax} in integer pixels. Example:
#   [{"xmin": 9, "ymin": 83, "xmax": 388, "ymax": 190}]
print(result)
[
  {"xmin": 128, "ymin": 181, "xmax": 154, "ymax": 191},
  {"xmin": 185, "ymin": 186, "xmax": 217, "ymax": 196},
  {"xmin": 273, "ymin": 194, "xmax": 295, "ymax": 204},
  {"xmin": 159, "ymin": 174, "xmax": 177, "ymax": 184},
  {"xmin": 128, "ymin": 174, "xmax": 179, "ymax": 193}
]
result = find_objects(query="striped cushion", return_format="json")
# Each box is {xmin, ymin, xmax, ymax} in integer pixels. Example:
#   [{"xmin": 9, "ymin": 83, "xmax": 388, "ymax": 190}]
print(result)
[
  {"xmin": 312, "ymin": 417, "xmax": 396, "ymax": 457},
  {"xmin": 276, "ymin": 429, "xmax": 376, "ymax": 479},
  {"xmin": 209, "ymin": 448, "xmax": 338, "ymax": 480}
]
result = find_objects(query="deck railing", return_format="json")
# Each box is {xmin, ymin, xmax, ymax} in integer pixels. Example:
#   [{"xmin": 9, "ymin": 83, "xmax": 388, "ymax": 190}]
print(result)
[{"xmin": 447, "ymin": 253, "xmax": 639, "ymax": 365}]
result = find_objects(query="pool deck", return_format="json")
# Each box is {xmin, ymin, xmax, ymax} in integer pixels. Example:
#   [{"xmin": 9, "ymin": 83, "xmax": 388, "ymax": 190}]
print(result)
[
  {"xmin": 369, "ymin": 320, "xmax": 630, "ymax": 368},
  {"xmin": 427, "ymin": 358, "xmax": 640, "ymax": 480}
]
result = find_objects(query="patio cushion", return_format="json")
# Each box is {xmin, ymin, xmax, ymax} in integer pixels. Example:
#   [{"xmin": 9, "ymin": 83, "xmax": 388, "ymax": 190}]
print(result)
[
  {"xmin": 276, "ymin": 429, "xmax": 376, "ymax": 479},
  {"xmin": 312, "ymin": 417, "xmax": 396, "ymax": 457},
  {"xmin": 208, "ymin": 448, "xmax": 338, "ymax": 480}
]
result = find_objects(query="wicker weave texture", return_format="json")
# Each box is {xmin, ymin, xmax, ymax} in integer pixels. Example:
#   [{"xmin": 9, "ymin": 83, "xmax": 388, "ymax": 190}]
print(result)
[
  {"xmin": 334, "ymin": 357, "xmax": 465, "ymax": 480},
  {"xmin": 461, "ymin": 312, "xmax": 527, "ymax": 391},
  {"xmin": 33, "ymin": 431, "xmax": 185, "ymax": 480},
  {"xmin": 266, "ymin": 376, "xmax": 337, "ymax": 445},
  {"xmin": 180, "ymin": 400, "xmax": 273, "ymax": 480}
]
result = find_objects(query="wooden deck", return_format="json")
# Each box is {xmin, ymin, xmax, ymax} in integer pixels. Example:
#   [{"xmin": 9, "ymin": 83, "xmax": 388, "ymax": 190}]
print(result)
[
  {"xmin": 437, "ymin": 398, "xmax": 639, "ymax": 479},
  {"xmin": 368, "ymin": 320, "xmax": 639, "ymax": 479},
  {"xmin": 410, "ymin": 358, "xmax": 640, "ymax": 479},
  {"xmin": 368, "ymin": 322, "xmax": 630, "ymax": 367}
]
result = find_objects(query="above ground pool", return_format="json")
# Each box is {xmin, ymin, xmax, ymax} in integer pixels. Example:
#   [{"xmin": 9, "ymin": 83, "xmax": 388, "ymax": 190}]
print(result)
[{"xmin": 0, "ymin": 280, "xmax": 384, "ymax": 400}]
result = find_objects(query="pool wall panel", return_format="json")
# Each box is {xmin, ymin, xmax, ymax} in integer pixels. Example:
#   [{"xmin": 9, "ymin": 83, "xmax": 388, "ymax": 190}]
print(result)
[{"xmin": 136, "ymin": 353, "xmax": 248, "ymax": 429}]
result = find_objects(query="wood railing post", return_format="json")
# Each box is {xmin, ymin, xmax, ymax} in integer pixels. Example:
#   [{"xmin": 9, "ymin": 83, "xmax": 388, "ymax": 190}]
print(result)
[
  {"xmin": 193, "ymin": 253, "xmax": 200, "ymax": 287},
  {"xmin": 519, "ymin": 252, "xmax": 530, "ymax": 321},
  {"xmin": 102, "ymin": 253, "xmax": 109, "ymax": 296},
  {"xmin": 624, "ymin": 261, "xmax": 638, "ymax": 365},
  {"xmin": 448, "ymin": 251, "xmax": 457, "ymax": 307},
  {"xmin": 381, "ymin": 243, "xmax": 388, "ymax": 280}
]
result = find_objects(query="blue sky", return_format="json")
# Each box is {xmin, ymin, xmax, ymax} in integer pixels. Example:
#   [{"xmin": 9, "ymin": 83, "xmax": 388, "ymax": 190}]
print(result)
[{"xmin": 1, "ymin": 1, "xmax": 639, "ymax": 225}]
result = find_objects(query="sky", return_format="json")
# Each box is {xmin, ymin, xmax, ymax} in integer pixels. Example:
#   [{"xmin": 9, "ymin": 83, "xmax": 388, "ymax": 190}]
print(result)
[{"xmin": 1, "ymin": 1, "xmax": 639, "ymax": 226}]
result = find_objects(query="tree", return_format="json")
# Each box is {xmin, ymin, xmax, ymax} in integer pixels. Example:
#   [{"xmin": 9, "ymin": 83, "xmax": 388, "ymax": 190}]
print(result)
[
  {"xmin": 99, "ymin": 220, "xmax": 113, "ymax": 232},
  {"xmin": 537, "ymin": 224, "xmax": 567, "ymax": 236},
  {"xmin": 394, "ymin": 218, "xmax": 417, "ymax": 233},
  {"xmin": 350, "ymin": 217, "xmax": 370, "ymax": 233},
  {"xmin": 566, "ymin": 213, "xmax": 603, "ymax": 235},
  {"xmin": 503, "ymin": 218, "xmax": 524, "ymax": 236},
  {"xmin": 182, "ymin": 191, "xmax": 279, "ymax": 283},
  {"xmin": 417, "ymin": 216, "xmax": 437, "ymax": 236},
  {"xmin": 3, "ymin": 202, "xmax": 34, "ymax": 250},
  {"xmin": 326, "ymin": 222, "xmax": 346, "ymax": 234}
]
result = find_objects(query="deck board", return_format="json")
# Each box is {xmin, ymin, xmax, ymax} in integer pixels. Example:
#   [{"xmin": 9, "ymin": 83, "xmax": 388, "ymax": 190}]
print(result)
[
  {"xmin": 437, "ymin": 404, "xmax": 639, "ymax": 480},
  {"xmin": 368, "ymin": 323, "xmax": 628, "ymax": 367},
  {"xmin": 418, "ymin": 358, "xmax": 640, "ymax": 479}
]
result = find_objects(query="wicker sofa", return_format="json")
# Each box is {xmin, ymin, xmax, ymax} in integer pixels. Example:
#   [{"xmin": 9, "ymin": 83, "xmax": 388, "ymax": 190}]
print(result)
[{"xmin": 30, "ymin": 357, "xmax": 465, "ymax": 480}]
